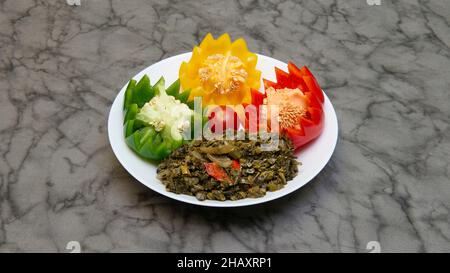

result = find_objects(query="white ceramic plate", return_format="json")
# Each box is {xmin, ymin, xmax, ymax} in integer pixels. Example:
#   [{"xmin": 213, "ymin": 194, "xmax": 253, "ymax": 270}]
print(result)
[{"xmin": 108, "ymin": 53, "xmax": 338, "ymax": 207}]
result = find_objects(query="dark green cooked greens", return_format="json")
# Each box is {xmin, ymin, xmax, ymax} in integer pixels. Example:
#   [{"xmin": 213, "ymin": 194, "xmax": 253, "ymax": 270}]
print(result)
[{"xmin": 157, "ymin": 135, "xmax": 299, "ymax": 201}]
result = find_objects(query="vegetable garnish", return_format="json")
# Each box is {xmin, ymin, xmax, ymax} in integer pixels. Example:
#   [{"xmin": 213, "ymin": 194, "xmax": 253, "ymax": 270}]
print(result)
[
  {"xmin": 123, "ymin": 76, "xmax": 193, "ymax": 161},
  {"xmin": 179, "ymin": 33, "xmax": 261, "ymax": 106},
  {"xmin": 262, "ymin": 62, "xmax": 325, "ymax": 149}
]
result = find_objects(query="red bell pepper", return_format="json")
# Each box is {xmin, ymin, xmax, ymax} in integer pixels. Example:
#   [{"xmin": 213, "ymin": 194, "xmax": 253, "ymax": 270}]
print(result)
[
  {"xmin": 261, "ymin": 62, "xmax": 325, "ymax": 149},
  {"xmin": 204, "ymin": 62, "xmax": 325, "ymax": 150},
  {"xmin": 207, "ymin": 105, "xmax": 242, "ymax": 133},
  {"xmin": 297, "ymin": 65, "xmax": 324, "ymax": 103},
  {"xmin": 251, "ymin": 88, "xmax": 265, "ymax": 107}
]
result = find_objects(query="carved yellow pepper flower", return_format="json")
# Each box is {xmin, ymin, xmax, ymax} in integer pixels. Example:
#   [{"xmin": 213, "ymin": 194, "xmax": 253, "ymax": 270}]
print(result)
[{"xmin": 179, "ymin": 33, "xmax": 261, "ymax": 105}]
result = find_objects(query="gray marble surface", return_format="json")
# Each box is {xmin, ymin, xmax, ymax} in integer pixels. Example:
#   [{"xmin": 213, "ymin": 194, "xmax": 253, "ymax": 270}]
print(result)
[{"xmin": 0, "ymin": 0, "xmax": 449, "ymax": 253}]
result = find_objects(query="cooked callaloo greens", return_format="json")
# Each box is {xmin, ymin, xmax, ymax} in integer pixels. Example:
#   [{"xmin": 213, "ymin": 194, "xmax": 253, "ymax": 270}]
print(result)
[{"xmin": 157, "ymin": 135, "xmax": 299, "ymax": 201}]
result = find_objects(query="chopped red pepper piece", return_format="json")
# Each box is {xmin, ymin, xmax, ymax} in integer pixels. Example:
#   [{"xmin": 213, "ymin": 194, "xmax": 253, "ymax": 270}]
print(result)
[
  {"xmin": 231, "ymin": 160, "xmax": 241, "ymax": 170},
  {"xmin": 204, "ymin": 162, "xmax": 232, "ymax": 183}
]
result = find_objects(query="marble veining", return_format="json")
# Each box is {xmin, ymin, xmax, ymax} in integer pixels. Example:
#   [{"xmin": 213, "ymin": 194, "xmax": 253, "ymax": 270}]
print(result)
[{"xmin": 0, "ymin": 0, "xmax": 449, "ymax": 252}]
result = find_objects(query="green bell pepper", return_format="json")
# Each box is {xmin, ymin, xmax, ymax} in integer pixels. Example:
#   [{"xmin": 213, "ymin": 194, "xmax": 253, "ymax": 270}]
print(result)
[{"xmin": 122, "ymin": 75, "xmax": 193, "ymax": 161}]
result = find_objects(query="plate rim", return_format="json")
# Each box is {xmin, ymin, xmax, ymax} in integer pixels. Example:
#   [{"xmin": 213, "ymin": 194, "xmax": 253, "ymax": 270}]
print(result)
[{"xmin": 108, "ymin": 52, "xmax": 338, "ymax": 207}]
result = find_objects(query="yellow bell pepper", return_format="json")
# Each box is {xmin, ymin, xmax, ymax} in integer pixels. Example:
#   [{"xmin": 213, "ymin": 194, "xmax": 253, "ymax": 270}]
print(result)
[{"xmin": 179, "ymin": 33, "xmax": 261, "ymax": 106}]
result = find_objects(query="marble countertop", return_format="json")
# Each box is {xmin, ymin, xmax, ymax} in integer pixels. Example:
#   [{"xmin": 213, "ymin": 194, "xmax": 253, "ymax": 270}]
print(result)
[{"xmin": 0, "ymin": 0, "xmax": 449, "ymax": 253}]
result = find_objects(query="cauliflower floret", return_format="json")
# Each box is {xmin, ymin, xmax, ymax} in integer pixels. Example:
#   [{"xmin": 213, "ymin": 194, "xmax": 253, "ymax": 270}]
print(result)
[{"xmin": 136, "ymin": 92, "xmax": 193, "ymax": 140}]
